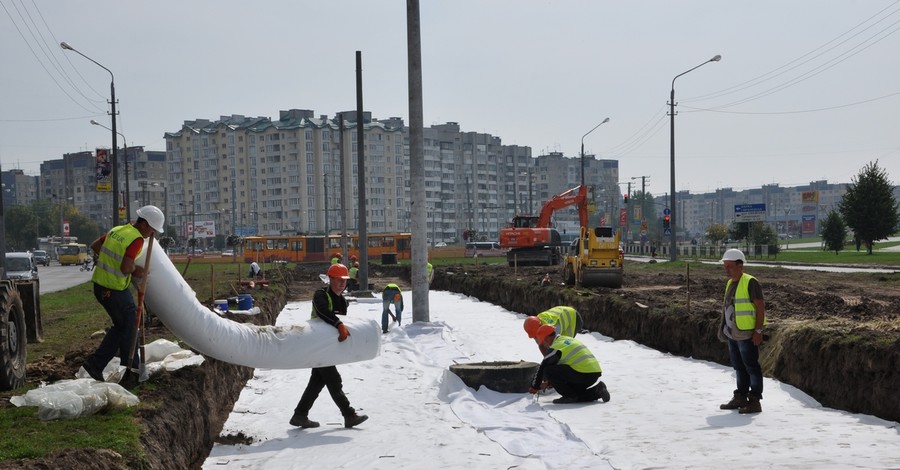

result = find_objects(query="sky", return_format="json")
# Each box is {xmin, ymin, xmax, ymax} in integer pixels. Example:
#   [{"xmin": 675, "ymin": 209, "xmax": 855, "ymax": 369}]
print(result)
[
  {"xmin": 201, "ymin": 290, "xmax": 900, "ymax": 469},
  {"xmin": 2, "ymin": 1, "xmax": 900, "ymax": 197}
]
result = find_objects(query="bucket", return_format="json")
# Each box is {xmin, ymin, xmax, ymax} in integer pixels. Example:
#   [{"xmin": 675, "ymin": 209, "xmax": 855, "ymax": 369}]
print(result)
[
  {"xmin": 214, "ymin": 299, "xmax": 228, "ymax": 312},
  {"xmin": 237, "ymin": 294, "xmax": 254, "ymax": 310}
]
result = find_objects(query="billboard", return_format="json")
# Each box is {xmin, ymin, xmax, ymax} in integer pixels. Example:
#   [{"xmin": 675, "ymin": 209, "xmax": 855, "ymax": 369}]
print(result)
[
  {"xmin": 96, "ymin": 148, "xmax": 111, "ymax": 192},
  {"xmin": 187, "ymin": 221, "xmax": 217, "ymax": 239},
  {"xmin": 801, "ymin": 191, "xmax": 819, "ymax": 203}
]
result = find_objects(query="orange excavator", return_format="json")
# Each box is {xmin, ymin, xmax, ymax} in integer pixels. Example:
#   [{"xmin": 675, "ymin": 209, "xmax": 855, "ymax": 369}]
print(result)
[{"xmin": 500, "ymin": 185, "xmax": 591, "ymax": 267}]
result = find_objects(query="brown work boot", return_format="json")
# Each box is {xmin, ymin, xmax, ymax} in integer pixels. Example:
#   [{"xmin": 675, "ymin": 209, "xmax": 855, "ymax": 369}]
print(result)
[
  {"xmin": 343, "ymin": 409, "xmax": 369, "ymax": 428},
  {"xmin": 289, "ymin": 414, "xmax": 320, "ymax": 428},
  {"xmin": 720, "ymin": 392, "xmax": 748, "ymax": 410},
  {"xmin": 739, "ymin": 395, "xmax": 762, "ymax": 414}
]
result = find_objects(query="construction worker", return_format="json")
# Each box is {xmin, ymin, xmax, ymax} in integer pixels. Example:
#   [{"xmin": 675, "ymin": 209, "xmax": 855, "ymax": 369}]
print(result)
[
  {"xmin": 381, "ymin": 283, "xmax": 403, "ymax": 334},
  {"xmin": 540, "ymin": 273, "xmax": 551, "ymax": 287},
  {"xmin": 81, "ymin": 205, "xmax": 165, "ymax": 388},
  {"xmin": 427, "ymin": 261, "xmax": 434, "ymax": 285},
  {"xmin": 528, "ymin": 324, "xmax": 610, "ymax": 404},
  {"xmin": 348, "ymin": 261, "xmax": 360, "ymax": 292},
  {"xmin": 330, "ymin": 253, "xmax": 342, "ymax": 265},
  {"xmin": 290, "ymin": 263, "xmax": 368, "ymax": 429},
  {"xmin": 523, "ymin": 305, "xmax": 584, "ymax": 342}
]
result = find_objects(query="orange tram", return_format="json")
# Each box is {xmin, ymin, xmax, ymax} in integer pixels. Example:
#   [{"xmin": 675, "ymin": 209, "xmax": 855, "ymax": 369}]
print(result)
[{"xmin": 243, "ymin": 232, "xmax": 411, "ymax": 263}]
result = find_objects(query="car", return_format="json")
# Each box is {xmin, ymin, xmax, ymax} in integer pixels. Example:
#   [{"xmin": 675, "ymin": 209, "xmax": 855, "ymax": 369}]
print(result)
[
  {"xmin": 222, "ymin": 250, "xmax": 234, "ymax": 257},
  {"xmin": 32, "ymin": 250, "xmax": 51, "ymax": 266},
  {"xmin": 433, "ymin": 242, "xmax": 447, "ymax": 248},
  {"xmin": 5, "ymin": 252, "xmax": 38, "ymax": 280}
]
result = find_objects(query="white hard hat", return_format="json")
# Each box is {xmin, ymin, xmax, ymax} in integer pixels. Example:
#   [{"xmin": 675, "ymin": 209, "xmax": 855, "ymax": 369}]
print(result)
[
  {"xmin": 721, "ymin": 248, "xmax": 746, "ymax": 263},
  {"xmin": 136, "ymin": 205, "xmax": 166, "ymax": 234}
]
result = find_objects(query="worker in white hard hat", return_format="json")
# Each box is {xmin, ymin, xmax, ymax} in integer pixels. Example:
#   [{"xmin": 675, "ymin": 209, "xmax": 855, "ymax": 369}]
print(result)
[
  {"xmin": 717, "ymin": 248, "xmax": 767, "ymax": 415},
  {"xmin": 81, "ymin": 205, "xmax": 165, "ymax": 389}
]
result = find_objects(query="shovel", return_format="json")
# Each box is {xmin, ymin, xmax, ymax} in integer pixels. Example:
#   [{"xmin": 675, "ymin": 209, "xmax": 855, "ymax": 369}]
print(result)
[{"xmin": 128, "ymin": 239, "xmax": 154, "ymax": 383}]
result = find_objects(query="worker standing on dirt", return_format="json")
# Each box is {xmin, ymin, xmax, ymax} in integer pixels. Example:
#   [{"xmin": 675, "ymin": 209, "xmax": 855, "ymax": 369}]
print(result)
[
  {"xmin": 248, "ymin": 261, "xmax": 262, "ymax": 279},
  {"xmin": 381, "ymin": 283, "xmax": 403, "ymax": 334},
  {"xmin": 348, "ymin": 261, "xmax": 360, "ymax": 292},
  {"xmin": 528, "ymin": 324, "xmax": 610, "ymax": 404},
  {"xmin": 81, "ymin": 205, "xmax": 165, "ymax": 387},
  {"xmin": 290, "ymin": 263, "xmax": 368, "ymax": 429},
  {"xmin": 718, "ymin": 248, "xmax": 767, "ymax": 414}
]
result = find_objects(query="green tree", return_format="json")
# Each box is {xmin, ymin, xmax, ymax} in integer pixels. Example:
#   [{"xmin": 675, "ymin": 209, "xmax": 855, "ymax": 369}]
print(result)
[
  {"xmin": 838, "ymin": 160, "xmax": 900, "ymax": 254},
  {"xmin": 821, "ymin": 210, "xmax": 846, "ymax": 254},
  {"xmin": 728, "ymin": 222, "xmax": 749, "ymax": 242},
  {"xmin": 705, "ymin": 223, "xmax": 729, "ymax": 245}
]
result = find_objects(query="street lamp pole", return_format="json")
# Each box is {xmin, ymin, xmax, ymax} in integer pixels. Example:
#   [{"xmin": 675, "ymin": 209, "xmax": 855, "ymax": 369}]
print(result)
[
  {"xmin": 91, "ymin": 119, "xmax": 130, "ymax": 221},
  {"xmin": 580, "ymin": 117, "xmax": 610, "ymax": 186},
  {"xmin": 62, "ymin": 42, "xmax": 119, "ymax": 226},
  {"xmin": 669, "ymin": 54, "xmax": 721, "ymax": 261}
]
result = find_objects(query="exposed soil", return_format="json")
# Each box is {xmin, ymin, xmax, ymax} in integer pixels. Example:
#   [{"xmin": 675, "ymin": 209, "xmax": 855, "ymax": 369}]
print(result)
[{"xmin": 4, "ymin": 259, "xmax": 899, "ymax": 469}]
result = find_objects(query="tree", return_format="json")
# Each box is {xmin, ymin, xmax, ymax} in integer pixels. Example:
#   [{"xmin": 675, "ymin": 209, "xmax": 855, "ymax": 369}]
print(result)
[
  {"xmin": 728, "ymin": 222, "xmax": 749, "ymax": 242},
  {"xmin": 821, "ymin": 210, "xmax": 846, "ymax": 255},
  {"xmin": 705, "ymin": 223, "xmax": 728, "ymax": 245},
  {"xmin": 838, "ymin": 161, "xmax": 900, "ymax": 255}
]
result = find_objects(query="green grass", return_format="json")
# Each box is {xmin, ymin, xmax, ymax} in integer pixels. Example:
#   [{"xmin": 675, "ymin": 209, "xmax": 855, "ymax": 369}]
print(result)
[{"xmin": 1, "ymin": 259, "xmax": 287, "ymax": 464}]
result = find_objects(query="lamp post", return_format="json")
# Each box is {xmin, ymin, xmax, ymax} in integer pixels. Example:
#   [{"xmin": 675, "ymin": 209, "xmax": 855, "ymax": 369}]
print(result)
[
  {"xmin": 669, "ymin": 54, "xmax": 721, "ymax": 261},
  {"xmin": 62, "ymin": 42, "xmax": 119, "ymax": 226},
  {"xmin": 580, "ymin": 117, "xmax": 610, "ymax": 186},
  {"xmin": 90, "ymin": 119, "xmax": 130, "ymax": 221}
]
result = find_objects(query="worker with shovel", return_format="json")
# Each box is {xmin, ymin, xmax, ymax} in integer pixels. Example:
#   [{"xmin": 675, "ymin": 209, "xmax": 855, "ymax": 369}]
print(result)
[
  {"xmin": 81, "ymin": 205, "xmax": 165, "ymax": 388},
  {"xmin": 381, "ymin": 283, "xmax": 403, "ymax": 334}
]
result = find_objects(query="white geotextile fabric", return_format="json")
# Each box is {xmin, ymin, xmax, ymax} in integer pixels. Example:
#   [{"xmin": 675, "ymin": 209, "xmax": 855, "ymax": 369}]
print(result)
[{"xmin": 137, "ymin": 238, "xmax": 381, "ymax": 369}]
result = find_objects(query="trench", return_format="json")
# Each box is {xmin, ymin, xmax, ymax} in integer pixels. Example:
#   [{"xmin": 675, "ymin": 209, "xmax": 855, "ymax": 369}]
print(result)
[{"xmin": 144, "ymin": 264, "xmax": 899, "ymax": 469}]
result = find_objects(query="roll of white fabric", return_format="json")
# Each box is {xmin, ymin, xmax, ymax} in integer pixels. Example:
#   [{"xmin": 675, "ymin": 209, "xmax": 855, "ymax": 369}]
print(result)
[{"xmin": 137, "ymin": 238, "xmax": 380, "ymax": 369}]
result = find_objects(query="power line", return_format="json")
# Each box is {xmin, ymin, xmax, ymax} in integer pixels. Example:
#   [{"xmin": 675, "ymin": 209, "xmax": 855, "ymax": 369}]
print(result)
[{"xmin": 681, "ymin": 90, "xmax": 900, "ymax": 115}]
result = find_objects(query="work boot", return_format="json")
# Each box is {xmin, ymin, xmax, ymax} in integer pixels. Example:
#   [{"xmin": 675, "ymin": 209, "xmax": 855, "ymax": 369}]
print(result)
[
  {"xmin": 552, "ymin": 395, "xmax": 579, "ymax": 404},
  {"xmin": 82, "ymin": 361, "xmax": 105, "ymax": 382},
  {"xmin": 739, "ymin": 395, "xmax": 762, "ymax": 414},
  {"xmin": 720, "ymin": 392, "xmax": 749, "ymax": 410},
  {"xmin": 289, "ymin": 414, "xmax": 320, "ymax": 428},
  {"xmin": 597, "ymin": 381, "xmax": 611, "ymax": 403},
  {"xmin": 119, "ymin": 369, "xmax": 140, "ymax": 389},
  {"xmin": 343, "ymin": 409, "xmax": 369, "ymax": 428}
]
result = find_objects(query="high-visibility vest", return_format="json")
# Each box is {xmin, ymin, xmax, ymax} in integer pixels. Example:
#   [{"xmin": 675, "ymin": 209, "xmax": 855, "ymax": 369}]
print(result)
[
  {"xmin": 311, "ymin": 286, "xmax": 335, "ymax": 319},
  {"xmin": 550, "ymin": 335, "xmax": 602, "ymax": 374},
  {"xmin": 725, "ymin": 273, "xmax": 767, "ymax": 331},
  {"xmin": 538, "ymin": 306, "xmax": 578, "ymax": 337},
  {"xmin": 92, "ymin": 224, "xmax": 143, "ymax": 291},
  {"xmin": 349, "ymin": 267, "xmax": 359, "ymax": 280}
]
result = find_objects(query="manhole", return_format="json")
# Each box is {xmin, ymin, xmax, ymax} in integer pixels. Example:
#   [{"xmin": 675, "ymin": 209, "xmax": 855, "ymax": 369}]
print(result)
[{"xmin": 449, "ymin": 360, "xmax": 540, "ymax": 393}]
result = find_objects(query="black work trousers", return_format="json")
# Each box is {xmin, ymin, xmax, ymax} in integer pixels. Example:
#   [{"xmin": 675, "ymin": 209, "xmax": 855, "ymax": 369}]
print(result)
[
  {"xmin": 294, "ymin": 366, "xmax": 352, "ymax": 416},
  {"xmin": 545, "ymin": 364, "xmax": 601, "ymax": 400}
]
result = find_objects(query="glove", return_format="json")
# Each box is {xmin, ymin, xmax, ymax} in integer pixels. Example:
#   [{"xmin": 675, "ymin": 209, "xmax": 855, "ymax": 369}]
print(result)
[
  {"xmin": 528, "ymin": 386, "xmax": 540, "ymax": 394},
  {"xmin": 337, "ymin": 323, "xmax": 350, "ymax": 342}
]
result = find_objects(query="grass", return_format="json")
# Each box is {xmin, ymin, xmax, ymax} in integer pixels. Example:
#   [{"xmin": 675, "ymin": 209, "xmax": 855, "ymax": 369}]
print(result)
[{"xmin": 1, "ymin": 259, "xmax": 288, "ymax": 464}]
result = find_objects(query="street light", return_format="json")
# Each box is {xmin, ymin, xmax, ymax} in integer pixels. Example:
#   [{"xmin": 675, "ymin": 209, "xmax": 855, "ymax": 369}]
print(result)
[
  {"xmin": 61, "ymin": 41, "xmax": 119, "ymax": 226},
  {"xmin": 90, "ymin": 119, "xmax": 131, "ymax": 222},
  {"xmin": 669, "ymin": 54, "xmax": 721, "ymax": 261},
  {"xmin": 580, "ymin": 117, "xmax": 610, "ymax": 186}
]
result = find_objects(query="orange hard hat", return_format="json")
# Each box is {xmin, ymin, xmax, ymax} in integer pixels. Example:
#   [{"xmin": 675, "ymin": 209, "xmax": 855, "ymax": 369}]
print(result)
[
  {"xmin": 524, "ymin": 316, "xmax": 542, "ymax": 338},
  {"xmin": 534, "ymin": 324, "xmax": 556, "ymax": 343},
  {"xmin": 327, "ymin": 263, "xmax": 350, "ymax": 279}
]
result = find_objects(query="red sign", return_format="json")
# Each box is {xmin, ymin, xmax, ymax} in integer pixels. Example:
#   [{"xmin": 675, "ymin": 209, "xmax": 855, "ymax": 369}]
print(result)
[
  {"xmin": 63, "ymin": 221, "xmax": 70, "ymax": 237},
  {"xmin": 619, "ymin": 208, "xmax": 627, "ymax": 227}
]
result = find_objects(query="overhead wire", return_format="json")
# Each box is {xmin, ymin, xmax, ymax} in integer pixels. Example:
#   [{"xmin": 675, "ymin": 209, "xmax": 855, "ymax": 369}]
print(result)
[{"xmin": 681, "ymin": 90, "xmax": 900, "ymax": 115}]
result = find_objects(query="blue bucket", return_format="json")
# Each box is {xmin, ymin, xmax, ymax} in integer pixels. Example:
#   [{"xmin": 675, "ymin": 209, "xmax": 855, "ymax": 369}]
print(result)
[
  {"xmin": 214, "ymin": 299, "xmax": 228, "ymax": 312},
  {"xmin": 238, "ymin": 294, "xmax": 254, "ymax": 310}
]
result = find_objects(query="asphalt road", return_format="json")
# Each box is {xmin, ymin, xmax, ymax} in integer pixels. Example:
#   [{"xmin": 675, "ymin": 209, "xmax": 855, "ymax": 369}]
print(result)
[{"xmin": 36, "ymin": 262, "xmax": 93, "ymax": 294}]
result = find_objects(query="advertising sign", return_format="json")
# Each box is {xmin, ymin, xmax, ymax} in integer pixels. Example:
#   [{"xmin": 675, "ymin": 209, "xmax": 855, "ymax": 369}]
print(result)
[
  {"xmin": 802, "ymin": 215, "xmax": 816, "ymax": 234},
  {"xmin": 96, "ymin": 148, "xmax": 112, "ymax": 192},
  {"xmin": 193, "ymin": 221, "xmax": 217, "ymax": 238},
  {"xmin": 619, "ymin": 208, "xmax": 627, "ymax": 227},
  {"xmin": 801, "ymin": 191, "xmax": 819, "ymax": 203}
]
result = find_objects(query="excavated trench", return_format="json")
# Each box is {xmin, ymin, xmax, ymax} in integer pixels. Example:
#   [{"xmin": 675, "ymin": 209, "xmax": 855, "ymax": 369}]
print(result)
[{"xmin": 89, "ymin": 264, "xmax": 900, "ymax": 468}]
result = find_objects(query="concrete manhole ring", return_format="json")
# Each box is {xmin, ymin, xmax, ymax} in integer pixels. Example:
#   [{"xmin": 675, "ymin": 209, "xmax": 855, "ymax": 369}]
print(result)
[{"xmin": 449, "ymin": 360, "xmax": 540, "ymax": 393}]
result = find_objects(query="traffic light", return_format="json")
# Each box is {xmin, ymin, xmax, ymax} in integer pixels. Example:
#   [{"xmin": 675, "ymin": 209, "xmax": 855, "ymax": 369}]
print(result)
[
  {"xmin": 623, "ymin": 193, "xmax": 629, "ymax": 203},
  {"xmin": 663, "ymin": 215, "xmax": 671, "ymax": 230}
]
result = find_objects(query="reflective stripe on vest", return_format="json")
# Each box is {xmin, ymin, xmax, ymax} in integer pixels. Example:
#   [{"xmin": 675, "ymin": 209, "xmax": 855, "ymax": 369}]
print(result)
[
  {"xmin": 550, "ymin": 335, "xmax": 601, "ymax": 374},
  {"xmin": 92, "ymin": 224, "xmax": 142, "ymax": 290},
  {"xmin": 311, "ymin": 287, "xmax": 334, "ymax": 319},
  {"xmin": 725, "ymin": 273, "xmax": 766, "ymax": 331},
  {"xmin": 538, "ymin": 306, "xmax": 578, "ymax": 338}
]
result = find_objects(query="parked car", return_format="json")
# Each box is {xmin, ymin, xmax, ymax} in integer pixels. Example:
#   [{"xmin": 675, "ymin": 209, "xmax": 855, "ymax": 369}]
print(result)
[
  {"xmin": 433, "ymin": 242, "xmax": 447, "ymax": 248},
  {"xmin": 32, "ymin": 250, "xmax": 51, "ymax": 266},
  {"xmin": 5, "ymin": 252, "xmax": 38, "ymax": 280}
]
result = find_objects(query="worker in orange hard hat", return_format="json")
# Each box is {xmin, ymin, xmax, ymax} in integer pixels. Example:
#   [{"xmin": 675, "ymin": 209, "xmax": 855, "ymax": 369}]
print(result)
[
  {"xmin": 528, "ymin": 324, "xmax": 610, "ymax": 404},
  {"xmin": 290, "ymin": 263, "xmax": 368, "ymax": 429},
  {"xmin": 523, "ymin": 306, "xmax": 584, "ymax": 353}
]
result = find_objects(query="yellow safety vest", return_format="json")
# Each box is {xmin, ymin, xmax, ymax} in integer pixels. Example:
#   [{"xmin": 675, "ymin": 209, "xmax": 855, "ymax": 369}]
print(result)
[
  {"xmin": 92, "ymin": 224, "xmax": 143, "ymax": 291},
  {"xmin": 311, "ymin": 287, "xmax": 335, "ymax": 319},
  {"xmin": 349, "ymin": 266, "xmax": 359, "ymax": 280},
  {"xmin": 538, "ymin": 306, "xmax": 578, "ymax": 338},
  {"xmin": 725, "ymin": 273, "xmax": 767, "ymax": 331},
  {"xmin": 550, "ymin": 335, "xmax": 602, "ymax": 374}
]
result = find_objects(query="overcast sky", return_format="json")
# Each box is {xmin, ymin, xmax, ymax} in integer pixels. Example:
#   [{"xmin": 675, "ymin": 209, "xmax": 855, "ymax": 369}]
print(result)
[{"xmin": 2, "ymin": 1, "xmax": 899, "ymax": 198}]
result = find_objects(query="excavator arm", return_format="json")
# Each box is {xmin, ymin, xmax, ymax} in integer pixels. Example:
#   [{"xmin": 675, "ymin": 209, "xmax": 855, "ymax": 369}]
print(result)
[{"xmin": 535, "ymin": 184, "xmax": 590, "ymax": 228}]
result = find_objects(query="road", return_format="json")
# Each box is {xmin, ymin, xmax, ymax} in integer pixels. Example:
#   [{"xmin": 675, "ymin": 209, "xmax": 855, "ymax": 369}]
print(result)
[{"xmin": 36, "ymin": 263, "xmax": 93, "ymax": 294}]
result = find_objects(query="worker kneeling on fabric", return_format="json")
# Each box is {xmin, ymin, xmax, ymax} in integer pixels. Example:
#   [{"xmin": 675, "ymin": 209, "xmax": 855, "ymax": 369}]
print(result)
[{"xmin": 528, "ymin": 324, "xmax": 610, "ymax": 404}]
